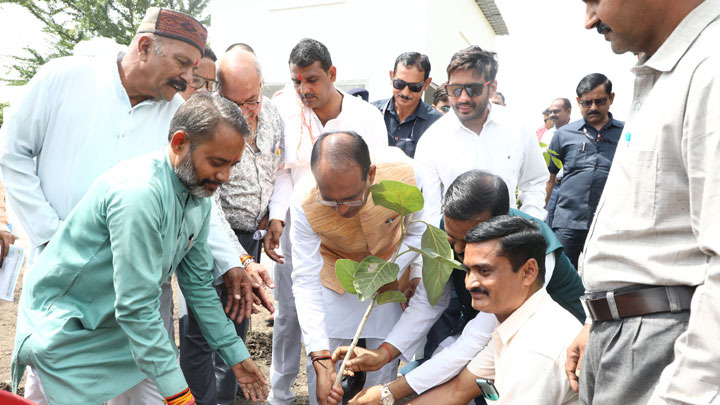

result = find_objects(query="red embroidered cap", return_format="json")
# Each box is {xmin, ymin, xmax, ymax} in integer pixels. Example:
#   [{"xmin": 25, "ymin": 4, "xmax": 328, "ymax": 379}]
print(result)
[{"xmin": 137, "ymin": 7, "xmax": 207, "ymax": 55}]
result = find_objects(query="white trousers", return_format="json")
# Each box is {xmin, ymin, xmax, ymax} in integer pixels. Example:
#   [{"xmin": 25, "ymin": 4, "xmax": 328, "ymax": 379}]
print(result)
[
  {"xmin": 268, "ymin": 214, "xmax": 304, "ymax": 405},
  {"xmin": 24, "ymin": 279, "xmax": 174, "ymax": 404}
]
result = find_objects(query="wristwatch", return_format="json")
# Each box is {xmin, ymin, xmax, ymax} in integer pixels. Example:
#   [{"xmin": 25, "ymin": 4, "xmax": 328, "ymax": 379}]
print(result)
[{"xmin": 380, "ymin": 384, "xmax": 395, "ymax": 405}]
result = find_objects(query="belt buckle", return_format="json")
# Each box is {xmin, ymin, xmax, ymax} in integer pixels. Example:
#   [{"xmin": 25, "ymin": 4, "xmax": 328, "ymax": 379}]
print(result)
[{"xmin": 579, "ymin": 296, "xmax": 591, "ymax": 321}]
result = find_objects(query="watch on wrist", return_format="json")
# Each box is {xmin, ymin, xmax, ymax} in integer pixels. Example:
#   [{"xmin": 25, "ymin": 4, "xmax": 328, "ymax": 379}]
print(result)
[{"xmin": 380, "ymin": 384, "xmax": 395, "ymax": 405}]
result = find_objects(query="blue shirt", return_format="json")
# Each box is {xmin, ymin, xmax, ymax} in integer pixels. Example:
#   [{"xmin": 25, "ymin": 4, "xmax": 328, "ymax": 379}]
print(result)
[
  {"xmin": 371, "ymin": 97, "xmax": 442, "ymax": 158},
  {"xmin": 548, "ymin": 114, "xmax": 624, "ymax": 230}
]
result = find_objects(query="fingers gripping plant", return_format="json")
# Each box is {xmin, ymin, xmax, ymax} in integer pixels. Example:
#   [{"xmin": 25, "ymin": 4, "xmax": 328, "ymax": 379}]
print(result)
[{"xmin": 333, "ymin": 180, "xmax": 465, "ymax": 387}]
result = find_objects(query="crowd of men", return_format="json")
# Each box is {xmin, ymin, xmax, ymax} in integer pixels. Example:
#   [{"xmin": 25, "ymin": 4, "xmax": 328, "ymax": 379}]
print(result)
[{"xmin": 0, "ymin": 0, "xmax": 717, "ymax": 404}]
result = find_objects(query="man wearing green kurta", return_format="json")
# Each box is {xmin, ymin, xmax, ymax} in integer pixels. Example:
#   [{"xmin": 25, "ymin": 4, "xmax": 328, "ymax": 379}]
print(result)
[{"xmin": 11, "ymin": 92, "xmax": 268, "ymax": 405}]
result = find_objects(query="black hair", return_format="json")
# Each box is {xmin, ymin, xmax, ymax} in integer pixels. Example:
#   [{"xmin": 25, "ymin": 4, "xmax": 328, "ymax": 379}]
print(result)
[
  {"xmin": 289, "ymin": 38, "xmax": 332, "ymax": 72},
  {"xmin": 466, "ymin": 215, "xmax": 546, "ymax": 284},
  {"xmin": 310, "ymin": 131, "xmax": 371, "ymax": 179},
  {"xmin": 204, "ymin": 45, "xmax": 217, "ymax": 61},
  {"xmin": 576, "ymin": 73, "xmax": 612, "ymax": 97},
  {"xmin": 443, "ymin": 170, "xmax": 509, "ymax": 221},
  {"xmin": 433, "ymin": 87, "xmax": 449, "ymax": 104},
  {"xmin": 447, "ymin": 46, "xmax": 499, "ymax": 81},
  {"xmin": 495, "ymin": 91, "xmax": 505, "ymax": 104},
  {"xmin": 556, "ymin": 97, "xmax": 571, "ymax": 110},
  {"xmin": 393, "ymin": 52, "xmax": 431, "ymax": 81}
]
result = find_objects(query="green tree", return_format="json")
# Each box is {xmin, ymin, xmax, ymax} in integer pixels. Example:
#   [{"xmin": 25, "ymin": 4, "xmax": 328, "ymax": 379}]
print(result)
[
  {"xmin": 0, "ymin": 102, "xmax": 9, "ymax": 127},
  {"xmin": 1, "ymin": 0, "xmax": 210, "ymax": 86}
]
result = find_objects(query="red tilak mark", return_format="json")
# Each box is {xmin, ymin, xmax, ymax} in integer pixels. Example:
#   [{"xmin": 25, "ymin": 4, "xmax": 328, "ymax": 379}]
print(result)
[
  {"xmin": 232, "ymin": 154, "xmax": 241, "ymax": 164},
  {"xmin": 298, "ymin": 73, "xmax": 302, "ymax": 81},
  {"xmin": 194, "ymin": 59, "xmax": 199, "ymax": 67}
]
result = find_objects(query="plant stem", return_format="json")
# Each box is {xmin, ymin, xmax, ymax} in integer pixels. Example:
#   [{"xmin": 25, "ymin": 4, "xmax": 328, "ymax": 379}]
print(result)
[{"xmin": 334, "ymin": 292, "xmax": 377, "ymax": 387}]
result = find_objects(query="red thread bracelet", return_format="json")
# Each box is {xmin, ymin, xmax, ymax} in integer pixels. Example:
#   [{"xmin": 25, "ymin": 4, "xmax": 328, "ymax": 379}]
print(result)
[{"xmin": 380, "ymin": 343, "xmax": 394, "ymax": 362}]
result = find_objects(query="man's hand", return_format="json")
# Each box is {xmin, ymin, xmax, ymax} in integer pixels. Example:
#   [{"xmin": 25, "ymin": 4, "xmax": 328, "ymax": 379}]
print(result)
[
  {"xmin": 400, "ymin": 277, "xmax": 420, "ymax": 309},
  {"xmin": 263, "ymin": 219, "xmax": 285, "ymax": 263},
  {"xmin": 222, "ymin": 267, "xmax": 256, "ymax": 322},
  {"xmin": 257, "ymin": 212, "xmax": 270, "ymax": 231},
  {"xmin": 232, "ymin": 358, "xmax": 268, "ymax": 403},
  {"xmin": 312, "ymin": 351, "xmax": 341, "ymax": 405},
  {"xmin": 0, "ymin": 230, "xmax": 16, "ymax": 267},
  {"xmin": 332, "ymin": 345, "xmax": 394, "ymax": 373},
  {"xmin": 377, "ymin": 280, "xmax": 399, "ymax": 294},
  {"xmin": 566, "ymin": 323, "xmax": 591, "ymax": 393},
  {"xmin": 245, "ymin": 262, "xmax": 275, "ymax": 316},
  {"xmin": 348, "ymin": 385, "xmax": 382, "ymax": 405}
]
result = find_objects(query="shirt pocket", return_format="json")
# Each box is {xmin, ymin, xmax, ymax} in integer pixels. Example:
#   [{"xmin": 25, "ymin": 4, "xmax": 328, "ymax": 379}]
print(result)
[{"xmin": 604, "ymin": 149, "xmax": 657, "ymax": 230}]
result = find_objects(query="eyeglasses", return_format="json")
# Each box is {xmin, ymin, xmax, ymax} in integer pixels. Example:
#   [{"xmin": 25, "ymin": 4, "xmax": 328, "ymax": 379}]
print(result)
[
  {"xmin": 393, "ymin": 79, "xmax": 425, "ymax": 93},
  {"xmin": 234, "ymin": 93, "xmax": 263, "ymax": 111},
  {"xmin": 189, "ymin": 75, "xmax": 218, "ymax": 91},
  {"xmin": 549, "ymin": 109, "xmax": 563, "ymax": 114},
  {"xmin": 445, "ymin": 81, "xmax": 493, "ymax": 98},
  {"xmin": 578, "ymin": 97, "xmax": 608, "ymax": 108},
  {"xmin": 316, "ymin": 181, "xmax": 367, "ymax": 208}
]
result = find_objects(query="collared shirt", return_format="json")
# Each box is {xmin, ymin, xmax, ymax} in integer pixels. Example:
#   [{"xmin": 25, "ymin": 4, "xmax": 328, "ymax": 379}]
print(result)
[
  {"xmin": 467, "ymin": 289, "xmax": 581, "ymax": 405},
  {"xmin": 268, "ymin": 85, "xmax": 388, "ymax": 222},
  {"xmin": 0, "ymin": 51, "xmax": 243, "ymax": 275},
  {"xmin": 370, "ymin": 97, "xmax": 442, "ymax": 158},
  {"xmin": 548, "ymin": 115, "xmax": 624, "ymax": 230},
  {"xmin": 581, "ymin": 1, "xmax": 720, "ymax": 402},
  {"xmin": 216, "ymin": 97, "xmax": 284, "ymax": 232},
  {"xmin": 414, "ymin": 103, "xmax": 549, "ymax": 226},
  {"xmin": 12, "ymin": 151, "xmax": 250, "ymax": 403},
  {"xmin": 289, "ymin": 149, "xmax": 431, "ymax": 353}
]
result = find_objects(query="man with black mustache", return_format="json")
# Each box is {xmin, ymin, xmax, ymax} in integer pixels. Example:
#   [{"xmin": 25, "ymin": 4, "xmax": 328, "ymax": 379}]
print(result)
[
  {"xmin": 1, "ymin": 7, "xmax": 262, "ymax": 404},
  {"xmin": 371, "ymin": 52, "xmax": 442, "ymax": 158},
  {"xmin": 546, "ymin": 73, "xmax": 623, "ymax": 269}
]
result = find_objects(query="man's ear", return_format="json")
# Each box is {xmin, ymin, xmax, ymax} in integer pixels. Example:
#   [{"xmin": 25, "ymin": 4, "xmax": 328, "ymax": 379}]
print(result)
[
  {"xmin": 489, "ymin": 80, "xmax": 498, "ymax": 97},
  {"xmin": 328, "ymin": 65, "xmax": 337, "ymax": 83},
  {"xmin": 521, "ymin": 258, "xmax": 539, "ymax": 287},
  {"xmin": 169, "ymin": 130, "xmax": 188, "ymax": 153},
  {"xmin": 423, "ymin": 77, "xmax": 432, "ymax": 92},
  {"xmin": 389, "ymin": 69, "xmax": 394, "ymax": 82},
  {"xmin": 609, "ymin": 92, "xmax": 615, "ymax": 105},
  {"xmin": 367, "ymin": 164, "xmax": 377, "ymax": 185},
  {"xmin": 137, "ymin": 35, "xmax": 153, "ymax": 62}
]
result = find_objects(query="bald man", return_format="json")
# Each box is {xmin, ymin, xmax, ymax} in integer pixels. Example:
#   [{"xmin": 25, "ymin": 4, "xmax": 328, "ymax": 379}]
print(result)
[{"xmin": 179, "ymin": 46, "xmax": 283, "ymax": 405}]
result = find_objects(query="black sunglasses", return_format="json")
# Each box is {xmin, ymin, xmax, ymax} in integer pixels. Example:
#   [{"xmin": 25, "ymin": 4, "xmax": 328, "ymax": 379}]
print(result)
[
  {"xmin": 579, "ymin": 97, "xmax": 608, "ymax": 108},
  {"xmin": 393, "ymin": 79, "xmax": 424, "ymax": 93},
  {"xmin": 445, "ymin": 81, "xmax": 492, "ymax": 98}
]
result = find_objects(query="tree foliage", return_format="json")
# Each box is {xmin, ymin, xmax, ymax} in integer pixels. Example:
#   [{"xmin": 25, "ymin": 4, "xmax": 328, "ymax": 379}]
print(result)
[
  {"xmin": 1, "ymin": 0, "xmax": 210, "ymax": 85},
  {"xmin": 0, "ymin": 102, "xmax": 9, "ymax": 127}
]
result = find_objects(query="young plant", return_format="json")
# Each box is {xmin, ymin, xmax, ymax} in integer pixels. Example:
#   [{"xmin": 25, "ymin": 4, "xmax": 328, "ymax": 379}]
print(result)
[{"xmin": 333, "ymin": 180, "xmax": 464, "ymax": 387}]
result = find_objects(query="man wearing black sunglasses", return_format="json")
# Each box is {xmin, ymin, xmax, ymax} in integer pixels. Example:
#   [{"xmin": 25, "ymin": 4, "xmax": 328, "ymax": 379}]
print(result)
[
  {"xmin": 371, "ymin": 52, "xmax": 442, "ymax": 158},
  {"xmin": 415, "ymin": 46, "xmax": 549, "ymax": 228},
  {"xmin": 546, "ymin": 73, "xmax": 623, "ymax": 269}
]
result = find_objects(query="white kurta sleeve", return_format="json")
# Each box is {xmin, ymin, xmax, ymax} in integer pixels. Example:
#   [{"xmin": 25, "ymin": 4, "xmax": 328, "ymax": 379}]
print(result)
[
  {"xmin": 268, "ymin": 167, "xmax": 293, "ymax": 222},
  {"xmin": 0, "ymin": 64, "xmax": 62, "ymax": 247},
  {"xmin": 517, "ymin": 124, "xmax": 549, "ymax": 219},
  {"xmin": 290, "ymin": 195, "xmax": 330, "ymax": 353},
  {"xmin": 407, "ymin": 312, "xmax": 497, "ymax": 394},
  {"xmin": 208, "ymin": 198, "xmax": 245, "ymax": 281},
  {"xmin": 413, "ymin": 132, "xmax": 444, "ymax": 227}
]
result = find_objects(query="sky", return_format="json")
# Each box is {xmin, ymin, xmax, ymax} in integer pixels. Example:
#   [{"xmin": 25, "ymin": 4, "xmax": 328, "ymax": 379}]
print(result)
[{"xmin": 0, "ymin": 0, "xmax": 639, "ymax": 124}]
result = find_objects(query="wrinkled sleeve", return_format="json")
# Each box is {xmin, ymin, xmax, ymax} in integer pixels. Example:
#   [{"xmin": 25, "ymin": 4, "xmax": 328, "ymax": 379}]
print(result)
[
  {"xmin": 290, "ymin": 195, "xmax": 330, "ymax": 353},
  {"xmin": 414, "ymin": 131, "xmax": 443, "ymax": 226},
  {"xmin": 106, "ymin": 183, "xmax": 188, "ymax": 397},
  {"xmin": 208, "ymin": 197, "xmax": 245, "ymax": 281},
  {"xmin": 517, "ymin": 124, "xmax": 549, "ymax": 219},
  {"xmin": 407, "ymin": 312, "xmax": 497, "ymax": 394},
  {"xmin": 649, "ymin": 56, "xmax": 720, "ymax": 405},
  {"xmin": 177, "ymin": 204, "xmax": 250, "ymax": 371},
  {"xmin": 0, "ymin": 64, "xmax": 61, "ymax": 247}
]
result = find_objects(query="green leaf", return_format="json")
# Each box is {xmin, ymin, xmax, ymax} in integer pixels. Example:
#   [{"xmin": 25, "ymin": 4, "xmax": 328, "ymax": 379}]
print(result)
[
  {"xmin": 542, "ymin": 151, "xmax": 550, "ymax": 166},
  {"xmin": 417, "ymin": 225, "xmax": 457, "ymax": 306},
  {"xmin": 551, "ymin": 156, "xmax": 564, "ymax": 169},
  {"xmin": 370, "ymin": 180, "xmax": 424, "ymax": 216},
  {"xmin": 353, "ymin": 256, "xmax": 400, "ymax": 302},
  {"xmin": 335, "ymin": 259, "xmax": 360, "ymax": 294},
  {"xmin": 539, "ymin": 142, "xmax": 548, "ymax": 148},
  {"xmin": 377, "ymin": 291, "xmax": 407, "ymax": 305},
  {"xmin": 548, "ymin": 148, "xmax": 560, "ymax": 156},
  {"xmin": 408, "ymin": 246, "xmax": 465, "ymax": 271}
]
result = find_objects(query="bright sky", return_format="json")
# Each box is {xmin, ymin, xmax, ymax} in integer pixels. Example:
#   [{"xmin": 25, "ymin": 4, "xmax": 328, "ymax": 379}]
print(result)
[{"xmin": 0, "ymin": 0, "xmax": 638, "ymax": 125}]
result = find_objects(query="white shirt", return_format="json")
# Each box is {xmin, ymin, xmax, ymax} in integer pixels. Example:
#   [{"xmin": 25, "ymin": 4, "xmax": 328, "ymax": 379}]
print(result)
[
  {"xmin": 467, "ymin": 289, "xmax": 580, "ymax": 405},
  {"xmin": 581, "ymin": 1, "xmax": 720, "ymax": 402},
  {"xmin": 414, "ymin": 104, "xmax": 549, "ymax": 225},
  {"xmin": 0, "ymin": 51, "xmax": 242, "ymax": 272},
  {"xmin": 268, "ymin": 85, "xmax": 388, "ymax": 222},
  {"xmin": 289, "ymin": 173, "xmax": 427, "ymax": 353}
]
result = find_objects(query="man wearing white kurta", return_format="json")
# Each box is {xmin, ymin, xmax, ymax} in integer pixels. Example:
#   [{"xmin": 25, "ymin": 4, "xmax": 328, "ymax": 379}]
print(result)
[
  {"xmin": 0, "ymin": 8, "xmax": 254, "ymax": 404},
  {"xmin": 291, "ymin": 132, "xmax": 438, "ymax": 405},
  {"xmin": 264, "ymin": 38, "xmax": 388, "ymax": 405},
  {"xmin": 414, "ymin": 46, "xmax": 548, "ymax": 226}
]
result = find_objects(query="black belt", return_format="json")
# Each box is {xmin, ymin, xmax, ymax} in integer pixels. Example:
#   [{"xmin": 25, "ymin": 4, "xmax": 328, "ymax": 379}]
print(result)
[{"xmin": 584, "ymin": 285, "xmax": 695, "ymax": 322}]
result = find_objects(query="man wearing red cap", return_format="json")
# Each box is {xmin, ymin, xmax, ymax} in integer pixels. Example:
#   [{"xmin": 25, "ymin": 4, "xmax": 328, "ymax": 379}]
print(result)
[{"xmin": 1, "ymin": 7, "xmax": 263, "ymax": 404}]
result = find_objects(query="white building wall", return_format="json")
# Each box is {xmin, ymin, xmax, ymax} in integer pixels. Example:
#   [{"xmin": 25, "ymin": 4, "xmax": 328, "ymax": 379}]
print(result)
[{"xmin": 210, "ymin": 0, "xmax": 497, "ymax": 102}]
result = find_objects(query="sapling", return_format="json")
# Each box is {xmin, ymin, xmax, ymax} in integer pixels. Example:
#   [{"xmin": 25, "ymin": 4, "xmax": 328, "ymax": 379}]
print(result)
[{"xmin": 332, "ymin": 180, "xmax": 464, "ymax": 388}]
